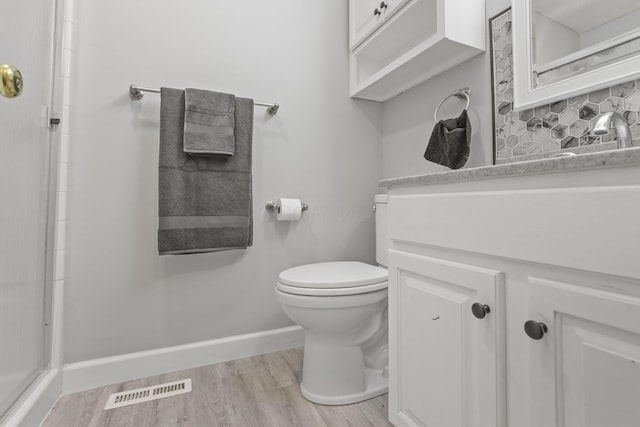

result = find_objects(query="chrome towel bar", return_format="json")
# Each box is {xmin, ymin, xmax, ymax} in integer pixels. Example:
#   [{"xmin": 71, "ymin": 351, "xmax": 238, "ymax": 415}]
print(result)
[{"xmin": 128, "ymin": 84, "xmax": 280, "ymax": 116}]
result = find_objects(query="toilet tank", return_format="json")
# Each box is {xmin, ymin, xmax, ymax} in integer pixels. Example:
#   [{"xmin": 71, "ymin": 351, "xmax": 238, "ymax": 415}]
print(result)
[{"xmin": 374, "ymin": 194, "xmax": 389, "ymax": 268}]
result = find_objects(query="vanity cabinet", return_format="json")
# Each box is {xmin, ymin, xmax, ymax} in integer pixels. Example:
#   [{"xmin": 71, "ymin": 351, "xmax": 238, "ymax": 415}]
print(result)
[
  {"xmin": 388, "ymin": 251, "xmax": 505, "ymax": 427},
  {"xmin": 385, "ymin": 163, "xmax": 640, "ymax": 427},
  {"xmin": 349, "ymin": 0, "xmax": 486, "ymax": 102}
]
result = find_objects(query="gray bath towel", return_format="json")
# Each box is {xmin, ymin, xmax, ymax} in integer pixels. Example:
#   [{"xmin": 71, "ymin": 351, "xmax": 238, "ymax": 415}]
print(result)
[
  {"xmin": 183, "ymin": 88, "xmax": 235, "ymax": 156},
  {"xmin": 158, "ymin": 87, "xmax": 253, "ymax": 255}
]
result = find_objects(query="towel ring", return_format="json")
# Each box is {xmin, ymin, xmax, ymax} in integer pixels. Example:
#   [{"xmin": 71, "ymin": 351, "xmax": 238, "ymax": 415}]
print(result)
[{"xmin": 433, "ymin": 88, "xmax": 471, "ymax": 122}]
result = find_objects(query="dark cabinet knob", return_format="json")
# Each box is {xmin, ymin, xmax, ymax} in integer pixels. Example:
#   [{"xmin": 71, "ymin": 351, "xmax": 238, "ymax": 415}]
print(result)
[
  {"xmin": 373, "ymin": 8, "xmax": 381, "ymax": 16},
  {"xmin": 524, "ymin": 320, "xmax": 548, "ymax": 340},
  {"xmin": 380, "ymin": 2, "xmax": 388, "ymax": 9},
  {"xmin": 471, "ymin": 303, "xmax": 490, "ymax": 319}
]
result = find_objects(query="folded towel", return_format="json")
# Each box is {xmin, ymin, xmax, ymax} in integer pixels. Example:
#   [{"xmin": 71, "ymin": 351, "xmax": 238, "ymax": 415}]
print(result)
[
  {"xmin": 424, "ymin": 109, "xmax": 471, "ymax": 170},
  {"xmin": 158, "ymin": 87, "xmax": 253, "ymax": 255},
  {"xmin": 183, "ymin": 88, "xmax": 236, "ymax": 156}
]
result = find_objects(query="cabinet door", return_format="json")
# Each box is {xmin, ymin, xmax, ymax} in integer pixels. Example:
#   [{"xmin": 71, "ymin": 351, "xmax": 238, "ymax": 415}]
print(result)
[
  {"xmin": 516, "ymin": 277, "xmax": 640, "ymax": 427},
  {"xmin": 349, "ymin": 0, "xmax": 384, "ymax": 49},
  {"xmin": 389, "ymin": 250, "xmax": 506, "ymax": 427},
  {"xmin": 349, "ymin": 0, "xmax": 410, "ymax": 49}
]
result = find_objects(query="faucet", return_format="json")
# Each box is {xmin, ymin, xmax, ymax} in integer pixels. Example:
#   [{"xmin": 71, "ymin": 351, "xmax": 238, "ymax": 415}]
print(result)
[{"xmin": 591, "ymin": 111, "xmax": 633, "ymax": 149}]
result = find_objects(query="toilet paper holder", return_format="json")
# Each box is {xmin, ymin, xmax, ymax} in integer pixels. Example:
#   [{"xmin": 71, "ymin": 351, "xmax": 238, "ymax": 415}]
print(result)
[{"xmin": 265, "ymin": 200, "xmax": 309, "ymax": 213}]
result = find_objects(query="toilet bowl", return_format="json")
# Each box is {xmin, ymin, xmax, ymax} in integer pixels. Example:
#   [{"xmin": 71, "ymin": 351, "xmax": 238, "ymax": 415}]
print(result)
[{"xmin": 276, "ymin": 261, "xmax": 389, "ymax": 405}]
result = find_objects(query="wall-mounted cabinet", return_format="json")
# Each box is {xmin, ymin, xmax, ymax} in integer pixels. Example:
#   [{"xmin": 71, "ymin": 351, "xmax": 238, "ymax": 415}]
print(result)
[{"xmin": 349, "ymin": 0, "xmax": 486, "ymax": 102}]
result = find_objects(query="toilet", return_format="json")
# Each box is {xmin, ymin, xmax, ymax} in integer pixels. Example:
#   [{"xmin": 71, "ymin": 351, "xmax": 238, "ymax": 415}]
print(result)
[{"xmin": 275, "ymin": 195, "xmax": 389, "ymax": 405}]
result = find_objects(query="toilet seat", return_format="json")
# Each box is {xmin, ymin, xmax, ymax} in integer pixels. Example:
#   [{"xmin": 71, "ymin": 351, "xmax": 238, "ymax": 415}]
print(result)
[
  {"xmin": 276, "ymin": 280, "xmax": 388, "ymax": 297},
  {"xmin": 277, "ymin": 261, "xmax": 388, "ymax": 297}
]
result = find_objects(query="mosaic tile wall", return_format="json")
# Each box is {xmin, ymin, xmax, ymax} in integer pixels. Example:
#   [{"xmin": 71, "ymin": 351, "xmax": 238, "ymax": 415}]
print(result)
[{"xmin": 490, "ymin": 9, "xmax": 640, "ymax": 163}]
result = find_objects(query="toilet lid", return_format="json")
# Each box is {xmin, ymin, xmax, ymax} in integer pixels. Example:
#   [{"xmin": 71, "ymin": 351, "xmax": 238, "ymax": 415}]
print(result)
[{"xmin": 278, "ymin": 261, "xmax": 388, "ymax": 289}]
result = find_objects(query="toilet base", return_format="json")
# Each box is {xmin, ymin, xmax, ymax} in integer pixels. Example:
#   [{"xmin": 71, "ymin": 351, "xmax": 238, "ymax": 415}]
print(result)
[{"xmin": 300, "ymin": 368, "xmax": 388, "ymax": 405}]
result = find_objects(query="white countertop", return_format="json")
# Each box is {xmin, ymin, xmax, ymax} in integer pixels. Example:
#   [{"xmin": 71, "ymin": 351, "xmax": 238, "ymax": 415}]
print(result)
[{"xmin": 380, "ymin": 147, "xmax": 640, "ymax": 188}]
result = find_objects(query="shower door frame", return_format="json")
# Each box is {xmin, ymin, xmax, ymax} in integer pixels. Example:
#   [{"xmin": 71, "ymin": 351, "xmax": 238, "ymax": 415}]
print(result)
[{"xmin": 1, "ymin": 1, "xmax": 65, "ymax": 425}]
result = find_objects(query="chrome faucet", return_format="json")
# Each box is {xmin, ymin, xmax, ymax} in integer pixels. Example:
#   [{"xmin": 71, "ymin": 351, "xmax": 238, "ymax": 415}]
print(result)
[{"xmin": 591, "ymin": 111, "xmax": 633, "ymax": 149}]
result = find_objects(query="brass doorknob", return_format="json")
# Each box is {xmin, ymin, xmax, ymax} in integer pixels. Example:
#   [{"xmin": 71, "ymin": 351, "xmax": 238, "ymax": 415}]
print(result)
[{"xmin": 1, "ymin": 64, "xmax": 23, "ymax": 98}]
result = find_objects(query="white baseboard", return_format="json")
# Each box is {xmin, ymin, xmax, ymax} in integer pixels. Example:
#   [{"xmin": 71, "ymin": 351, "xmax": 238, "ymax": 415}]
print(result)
[
  {"xmin": 62, "ymin": 325, "xmax": 304, "ymax": 394},
  {"xmin": 1, "ymin": 368, "xmax": 61, "ymax": 427}
]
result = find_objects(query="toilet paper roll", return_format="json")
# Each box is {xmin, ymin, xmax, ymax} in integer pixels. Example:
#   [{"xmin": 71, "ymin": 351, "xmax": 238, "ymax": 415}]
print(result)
[{"xmin": 276, "ymin": 198, "xmax": 302, "ymax": 221}]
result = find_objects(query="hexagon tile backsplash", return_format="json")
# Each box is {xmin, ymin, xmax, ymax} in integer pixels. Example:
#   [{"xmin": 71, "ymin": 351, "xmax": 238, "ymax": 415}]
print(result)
[{"xmin": 490, "ymin": 9, "xmax": 640, "ymax": 163}]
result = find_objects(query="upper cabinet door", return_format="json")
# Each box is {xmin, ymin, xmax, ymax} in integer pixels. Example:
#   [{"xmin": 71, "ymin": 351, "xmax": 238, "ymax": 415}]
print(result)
[
  {"xmin": 515, "ymin": 276, "xmax": 640, "ymax": 427},
  {"xmin": 350, "ymin": 0, "xmax": 385, "ymax": 49},
  {"xmin": 349, "ymin": 0, "xmax": 410, "ymax": 49},
  {"xmin": 388, "ymin": 250, "xmax": 506, "ymax": 427}
]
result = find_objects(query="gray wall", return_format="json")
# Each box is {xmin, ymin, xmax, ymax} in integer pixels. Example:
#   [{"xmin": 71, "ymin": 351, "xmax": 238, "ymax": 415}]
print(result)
[
  {"xmin": 382, "ymin": 0, "xmax": 510, "ymax": 179},
  {"xmin": 64, "ymin": 0, "xmax": 383, "ymax": 362}
]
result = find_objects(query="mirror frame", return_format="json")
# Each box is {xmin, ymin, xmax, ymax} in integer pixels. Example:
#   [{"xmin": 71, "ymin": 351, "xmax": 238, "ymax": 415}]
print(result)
[{"xmin": 512, "ymin": 0, "xmax": 640, "ymax": 110}]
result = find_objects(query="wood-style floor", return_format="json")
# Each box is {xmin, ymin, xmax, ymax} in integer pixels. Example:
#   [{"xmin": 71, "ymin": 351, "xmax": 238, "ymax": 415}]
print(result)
[{"xmin": 42, "ymin": 348, "xmax": 393, "ymax": 427}]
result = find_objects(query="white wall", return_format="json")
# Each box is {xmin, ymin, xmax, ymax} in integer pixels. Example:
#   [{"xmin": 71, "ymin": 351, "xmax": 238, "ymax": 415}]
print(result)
[
  {"xmin": 382, "ymin": 0, "xmax": 509, "ymax": 179},
  {"xmin": 64, "ymin": 0, "xmax": 383, "ymax": 363}
]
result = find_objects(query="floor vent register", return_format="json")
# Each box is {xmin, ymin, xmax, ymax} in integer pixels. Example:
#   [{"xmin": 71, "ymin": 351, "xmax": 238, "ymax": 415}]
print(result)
[{"xmin": 104, "ymin": 379, "xmax": 192, "ymax": 410}]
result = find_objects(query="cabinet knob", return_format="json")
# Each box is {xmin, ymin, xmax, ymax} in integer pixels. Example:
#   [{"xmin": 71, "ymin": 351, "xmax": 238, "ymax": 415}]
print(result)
[
  {"xmin": 471, "ymin": 303, "xmax": 490, "ymax": 319},
  {"xmin": 524, "ymin": 320, "xmax": 548, "ymax": 340},
  {"xmin": 373, "ymin": 8, "xmax": 381, "ymax": 16},
  {"xmin": 380, "ymin": 2, "xmax": 388, "ymax": 9}
]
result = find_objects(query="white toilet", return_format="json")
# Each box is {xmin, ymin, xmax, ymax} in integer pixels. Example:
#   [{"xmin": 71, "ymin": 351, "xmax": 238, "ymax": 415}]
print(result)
[{"xmin": 275, "ymin": 195, "xmax": 389, "ymax": 405}]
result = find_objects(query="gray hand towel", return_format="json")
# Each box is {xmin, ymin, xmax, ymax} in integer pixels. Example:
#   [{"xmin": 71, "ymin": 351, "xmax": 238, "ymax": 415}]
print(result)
[
  {"xmin": 183, "ymin": 88, "xmax": 235, "ymax": 156},
  {"xmin": 158, "ymin": 87, "xmax": 253, "ymax": 255},
  {"xmin": 424, "ymin": 109, "xmax": 471, "ymax": 170}
]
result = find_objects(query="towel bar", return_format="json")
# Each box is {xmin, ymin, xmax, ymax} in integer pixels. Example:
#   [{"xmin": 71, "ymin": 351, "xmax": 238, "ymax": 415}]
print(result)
[{"xmin": 128, "ymin": 84, "xmax": 280, "ymax": 116}]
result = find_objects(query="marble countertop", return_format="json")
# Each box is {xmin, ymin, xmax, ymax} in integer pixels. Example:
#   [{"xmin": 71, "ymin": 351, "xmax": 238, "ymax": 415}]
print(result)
[{"xmin": 380, "ymin": 147, "xmax": 640, "ymax": 188}]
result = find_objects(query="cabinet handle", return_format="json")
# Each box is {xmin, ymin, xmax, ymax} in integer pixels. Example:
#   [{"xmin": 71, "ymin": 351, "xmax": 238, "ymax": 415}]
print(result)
[
  {"xmin": 524, "ymin": 320, "xmax": 548, "ymax": 340},
  {"xmin": 471, "ymin": 303, "xmax": 490, "ymax": 319},
  {"xmin": 379, "ymin": 2, "xmax": 388, "ymax": 9},
  {"xmin": 373, "ymin": 8, "xmax": 381, "ymax": 16}
]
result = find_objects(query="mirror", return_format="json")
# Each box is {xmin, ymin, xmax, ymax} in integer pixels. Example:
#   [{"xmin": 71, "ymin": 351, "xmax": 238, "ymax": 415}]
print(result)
[
  {"xmin": 533, "ymin": 0, "xmax": 640, "ymax": 86},
  {"xmin": 512, "ymin": 0, "xmax": 640, "ymax": 110}
]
